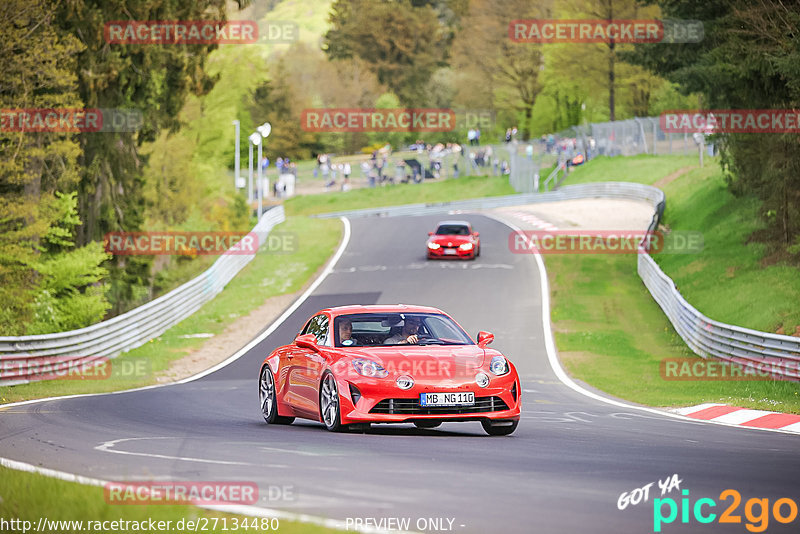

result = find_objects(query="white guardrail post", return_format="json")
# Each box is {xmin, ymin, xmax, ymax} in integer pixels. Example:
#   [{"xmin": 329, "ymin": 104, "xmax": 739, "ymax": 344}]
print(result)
[{"xmin": 0, "ymin": 206, "xmax": 286, "ymax": 385}]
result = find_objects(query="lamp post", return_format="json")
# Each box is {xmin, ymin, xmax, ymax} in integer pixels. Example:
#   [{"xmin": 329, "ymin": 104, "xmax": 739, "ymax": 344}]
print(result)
[
  {"xmin": 232, "ymin": 120, "xmax": 240, "ymax": 190},
  {"xmin": 248, "ymin": 122, "xmax": 271, "ymax": 219},
  {"xmin": 248, "ymin": 134, "xmax": 256, "ymax": 202},
  {"xmin": 255, "ymin": 123, "xmax": 271, "ymax": 218}
]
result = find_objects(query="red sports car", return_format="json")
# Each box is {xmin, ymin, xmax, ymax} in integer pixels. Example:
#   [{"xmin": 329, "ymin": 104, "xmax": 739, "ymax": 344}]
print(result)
[
  {"xmin": 258, "ymin": 305, "xmax": 520, "ymax": 435},
  {"xmin": 426, "ymin": 220, "xmax": 481, "ymax": 260}
]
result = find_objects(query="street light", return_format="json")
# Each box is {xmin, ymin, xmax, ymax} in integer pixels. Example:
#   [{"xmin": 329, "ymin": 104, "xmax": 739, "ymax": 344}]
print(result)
[
  {"xmin": 248, "ymin": 132, "xmax": 260, "ymax": 203},
  {"xmin": 247, "ymin": 122, "xmax": 271, "ymax": 219}
]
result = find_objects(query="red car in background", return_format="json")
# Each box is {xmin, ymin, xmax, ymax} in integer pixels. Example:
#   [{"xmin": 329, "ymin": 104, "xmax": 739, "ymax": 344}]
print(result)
[
  {"xmin": 427, "ymin": 220, "xmax": 481, "ymax": 260},
  {"xmin": 258, "ymin": 305, "xmax": 521, "ymax": 435}
]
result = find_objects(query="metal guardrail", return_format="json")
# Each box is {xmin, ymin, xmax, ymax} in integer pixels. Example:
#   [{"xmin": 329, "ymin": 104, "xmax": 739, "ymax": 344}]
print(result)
[
  {"xmin": 0, "ymin": 207, "xmax": 286, "ymax": 385},
  {"xmin": 638, "ymin": 254, "xmax": 800, "ymax": 380},
  {"xmin": 317, "ymin": 182, "xmax": 800, "ymax": 380}
]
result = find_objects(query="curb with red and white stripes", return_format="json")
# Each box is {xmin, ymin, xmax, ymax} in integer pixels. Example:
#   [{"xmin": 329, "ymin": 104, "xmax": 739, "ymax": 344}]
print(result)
[
  {"xmin": 503, "ymin": 210, "xmax": 559, "ymax": 231},
  {"xmin": 673, "ymin": 404, "xmax": 800, "ymax": 434}
]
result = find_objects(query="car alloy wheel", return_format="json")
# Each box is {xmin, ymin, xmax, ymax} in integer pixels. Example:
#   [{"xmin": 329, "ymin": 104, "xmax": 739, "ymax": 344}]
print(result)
[
  {"xmin": 320, "ymin": 372, "xmax": 343, "ymax": 431},
  {"xmin": 259, "ymin": 365, "xmax": 294, "ymax": 425}
]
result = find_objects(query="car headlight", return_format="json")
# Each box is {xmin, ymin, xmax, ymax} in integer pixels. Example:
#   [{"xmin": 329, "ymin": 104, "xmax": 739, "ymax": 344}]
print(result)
[
  {"xmin": 352, "ymin": 359, "xmax": 388, "ymax": 378},
  {"xmin": 427, "ymin": 242, "xmax": 441, "ymax": 250},
  {"xmin": 459, "ymin": 242, "xmax": 473, "ymax": 250},
  {"xmin": 489, "ymin": 355, "xmax": 509, "ymax": 375},
  {"xmin": 475, "ymin": 372, "xmax": 490, "ymax": 387}
]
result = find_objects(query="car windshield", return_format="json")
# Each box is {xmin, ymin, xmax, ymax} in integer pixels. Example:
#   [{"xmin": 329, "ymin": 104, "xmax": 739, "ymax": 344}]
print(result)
[
  {"xmin": 435, "ymin": 224, "xmax": 470, "ymax": 236},
  {"xmin": 333, "ymin": 312, "xmax": 473, "ymax": 348}
]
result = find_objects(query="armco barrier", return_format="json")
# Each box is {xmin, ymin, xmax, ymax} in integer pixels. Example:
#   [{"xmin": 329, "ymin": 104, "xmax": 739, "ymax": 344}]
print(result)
[
  {"xmin": 317, "ymin": 182, "xmax": 800, "ymax": 380},
  {"xmin": 0, "ymin": 207, "xmax": 285, "ymax": 385}
]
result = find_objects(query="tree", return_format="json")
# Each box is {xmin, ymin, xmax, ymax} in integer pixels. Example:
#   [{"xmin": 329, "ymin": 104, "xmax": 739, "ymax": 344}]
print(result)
[
  {"xmin": 324, "ymin": 0, "xmax": 449, "ymax": 105},
  {"xmin": 450, "ymin": 0, "xmax": 548, "ymax": 140},
  {"xmin": 552, "ymin": 0, "xmax": 660, "ymax": 121},
  {"xmin": 52, "ymin": 0, "xmax": 251, "ymax": 314},
  {"xmin": 630, "ymin": 0, "xmax": 800, "ymax": 255},
  {"xmin": 0, "ymin": 0, "xmax": 99, "ymax": 334}
]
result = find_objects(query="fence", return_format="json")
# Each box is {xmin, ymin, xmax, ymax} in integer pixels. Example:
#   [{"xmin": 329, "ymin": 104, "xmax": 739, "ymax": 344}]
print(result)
[
  {"xmin": 553, "ymin": 116, "xmax": 713, "ymax": 159},
  {"xmin": 0, "ymin": 207, "xmax": 286, "ymax": 385}
]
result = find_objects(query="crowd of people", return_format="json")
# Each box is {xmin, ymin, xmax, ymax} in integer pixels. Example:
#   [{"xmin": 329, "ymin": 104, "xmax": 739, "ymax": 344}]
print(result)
[{"xmin": 305, "ymin": 127, "xmax": 542, "ymax": 194}]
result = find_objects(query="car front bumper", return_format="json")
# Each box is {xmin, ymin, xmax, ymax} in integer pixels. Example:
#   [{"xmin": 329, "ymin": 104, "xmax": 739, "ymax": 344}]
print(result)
[{"xmin": 337, "ymin": 373, "xmax": 521, "ymax": 424}]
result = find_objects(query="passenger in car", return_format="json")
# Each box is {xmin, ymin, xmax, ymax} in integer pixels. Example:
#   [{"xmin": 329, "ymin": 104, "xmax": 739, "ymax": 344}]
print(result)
[{"xmin": 339, "ymin": 318, "xmax": 357, "ymax": 346}]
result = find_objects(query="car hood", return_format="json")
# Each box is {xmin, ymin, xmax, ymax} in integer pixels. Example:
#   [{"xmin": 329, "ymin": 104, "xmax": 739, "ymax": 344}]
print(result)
[
  {"xmin": 338, "ymin": 345, "xmax": 486, "ymax": 380},
  {"xmin": 429, "ymin": 235, "xmax": 473, "ymax": 246}
]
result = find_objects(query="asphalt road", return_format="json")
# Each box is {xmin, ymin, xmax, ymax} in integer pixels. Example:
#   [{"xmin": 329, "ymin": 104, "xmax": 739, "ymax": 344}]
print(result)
[{"xmin": 1, "ymin": 214, "xmax": 799, "ymax": 534}]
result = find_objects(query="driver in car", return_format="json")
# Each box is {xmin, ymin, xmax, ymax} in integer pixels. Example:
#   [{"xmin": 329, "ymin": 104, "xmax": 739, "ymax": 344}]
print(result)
[{"xmin": 384, "ymin": 316, "xmax": 421, "ymax": 345}]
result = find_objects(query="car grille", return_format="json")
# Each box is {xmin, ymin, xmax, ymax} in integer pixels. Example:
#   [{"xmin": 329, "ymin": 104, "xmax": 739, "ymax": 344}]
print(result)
[{"xmin": 370, "ymin": 396, "xmax": 509, "ymax": 415}]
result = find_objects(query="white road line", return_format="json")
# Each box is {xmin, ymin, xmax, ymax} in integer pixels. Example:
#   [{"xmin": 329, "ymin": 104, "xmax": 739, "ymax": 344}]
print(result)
[
  {"xmin": 1, "ymin": 456, "xmax": 409, "ymax": 533},
  {"xmin": 94, "ymin": 437, "xmax": 276, "ymax": 467}
]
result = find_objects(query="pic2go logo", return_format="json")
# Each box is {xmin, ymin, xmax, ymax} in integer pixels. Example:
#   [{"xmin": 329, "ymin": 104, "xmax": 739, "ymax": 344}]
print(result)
[{"xmin": 653, "ymin": 489, "xmax": 799, "ymax": 532}]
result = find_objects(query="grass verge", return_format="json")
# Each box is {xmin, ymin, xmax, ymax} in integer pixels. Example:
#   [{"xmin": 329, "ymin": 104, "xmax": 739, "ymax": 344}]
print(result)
[
  {"xmin": 0, "ymin": 216, "xmax": 342, "ymax": 405},
  {"xmin": 551, "ymin": 155, "xmax": 800, "ymax": 412},
  {"xmin": 285, "ymin": 174, "xmax": 516, "ymax": 216},
  {"xmin": 0, "ymin": 466, "xmax": 341, "ymax": 533}
]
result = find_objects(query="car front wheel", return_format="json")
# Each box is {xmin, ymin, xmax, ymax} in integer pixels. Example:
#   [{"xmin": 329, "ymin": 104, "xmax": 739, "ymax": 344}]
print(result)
[{"xmin": 319, "ymin": 371, "xmax": 344, "ymax": 432}]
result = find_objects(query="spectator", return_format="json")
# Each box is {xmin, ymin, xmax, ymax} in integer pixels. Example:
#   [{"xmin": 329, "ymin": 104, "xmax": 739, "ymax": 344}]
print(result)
[
  {"xmin": 467, "ymin": 128, "xmax": 477, "ymax": 146},
  {"xmin": 343, "ymin": 162, "xmax": 351, "ymax": 181}
]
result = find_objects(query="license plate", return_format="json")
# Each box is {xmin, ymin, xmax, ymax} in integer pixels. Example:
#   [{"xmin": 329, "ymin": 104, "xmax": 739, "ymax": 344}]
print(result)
[
  {"xmin": 420, "ymin": 392, "xmax": 475, "ymax": 406},
  {"xmin": 443, "ymin": 248, "xmax": 457, "ymax": 255}
]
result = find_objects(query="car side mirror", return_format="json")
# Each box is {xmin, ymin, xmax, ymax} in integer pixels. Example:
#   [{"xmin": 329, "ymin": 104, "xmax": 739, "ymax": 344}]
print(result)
[
  {"xmin": 477, "ymin": 331, "xmax": 494, "ymax": 347},
  {"xmin": 428, "ymin": 231, "xmax": 434, "ymax": 236},
  {"xmin": 474, "ymin": 232, "xmax": 480, "ymax": 237},
  {"xmin": 295, "ymin": 333, "xmax": 318, "ymax": 350}
]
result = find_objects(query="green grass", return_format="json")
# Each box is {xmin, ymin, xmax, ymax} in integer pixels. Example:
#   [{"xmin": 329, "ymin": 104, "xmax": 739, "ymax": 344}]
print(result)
[
  {"xmin": 564, "ymin": 154, "xmax": 698, "ymax": 185},
  {"xmin": 285, "ymin": 174, "xmax": 516, "ymax": 216},
  {"xmin": 552, "ymin": 155, "xmax": 800, "ymax": 412},
  {"xmin": 656, "ymin": 166, "xmax": 800, "ymax": 334},
  {"xmin": 0, "ymin": 216, "xmax": 341, "ymax": 405},
  {"xmin": 0, "ymin": 466, "xmax": 341, "ymax": 534}
]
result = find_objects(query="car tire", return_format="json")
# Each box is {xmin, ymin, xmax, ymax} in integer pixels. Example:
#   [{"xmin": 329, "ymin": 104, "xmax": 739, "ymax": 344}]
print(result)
[
  {"xmin": 476, "ymin": 245, "xmax": 481, "ymax": 257},
  {"xmin": 259, "ymin": 365, "xmax": 295, "ymax": 425},
  {"xmin": 414, "ymin": 421, "xmax": 442, "ymax": 429},
  {"xmin": 481, "ymin": 419, "xmax": 518, "ymax": 436},
  {"xmin": 319, "ymin": 371, "xmax": 345, "ymax": 432}
]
